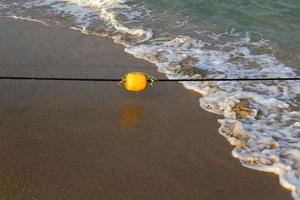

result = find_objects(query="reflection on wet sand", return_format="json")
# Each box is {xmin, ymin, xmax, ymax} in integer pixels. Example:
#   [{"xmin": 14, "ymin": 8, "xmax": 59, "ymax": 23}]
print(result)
[{"xmin": 120, "ymin": 103, "xmax": 143, "ymax": 131}]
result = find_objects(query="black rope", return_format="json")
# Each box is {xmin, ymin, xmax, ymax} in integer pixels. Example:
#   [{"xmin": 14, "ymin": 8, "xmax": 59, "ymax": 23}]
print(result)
[
  {"xmin": 0, "ymin": 76, "xmax": 299, "ymax": 82},
  {"xmin": 158, "ymin": 77, "xmax": 300, "ymax": 81},
  {"xmin": 0, "ymin": 76, "xmax": 121, "ymax": 82}
]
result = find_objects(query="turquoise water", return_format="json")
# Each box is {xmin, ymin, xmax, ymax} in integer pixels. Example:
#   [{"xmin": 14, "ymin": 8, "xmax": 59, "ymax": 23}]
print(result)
[
  {"xmin": 1, "ymin": 0, "xmax": 299, "ymax": 54},
  {"xmin": 146, "ymin": 0, "xmax": 300, "ymax": 42},
  {"xmin": 140, "ymin": 0, "xmax": 300, "ymax": 59}
]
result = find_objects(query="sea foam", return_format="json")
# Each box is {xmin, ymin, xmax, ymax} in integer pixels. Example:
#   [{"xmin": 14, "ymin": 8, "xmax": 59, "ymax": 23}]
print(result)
[{"xmin": 0, "ymin": 0, "xmax": 299, "ymax": 199}]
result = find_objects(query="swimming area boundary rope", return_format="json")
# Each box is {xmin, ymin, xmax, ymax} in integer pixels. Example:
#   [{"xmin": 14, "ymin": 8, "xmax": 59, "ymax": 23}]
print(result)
[{"xmin": 0, "ymin": 76, "xmax": 299, "ymax": 82}]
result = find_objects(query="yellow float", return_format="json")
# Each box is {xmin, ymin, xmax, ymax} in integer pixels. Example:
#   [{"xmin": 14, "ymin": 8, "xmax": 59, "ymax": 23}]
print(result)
[{"xmin": 119, "ymin": 72, "xmax": 157, "ymax": 92}]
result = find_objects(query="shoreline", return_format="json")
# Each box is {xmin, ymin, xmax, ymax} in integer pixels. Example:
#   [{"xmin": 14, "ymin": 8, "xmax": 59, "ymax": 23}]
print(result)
[{"xmin": 0, "ymin": 18, "xmax": 293, "ymax": 200}]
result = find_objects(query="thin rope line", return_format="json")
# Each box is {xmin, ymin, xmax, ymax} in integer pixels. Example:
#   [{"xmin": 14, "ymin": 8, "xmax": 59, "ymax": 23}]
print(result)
[
  {"xmin": 0, "ymin": 76, "xmax": 121, "ymax": 81},
  {"xmin": 158, "ymin": 77, "xmax": 300, "ymax": 81},
  {"xmin": 0, "ymin": 76, "xmax": 299, "ymax": 82}
]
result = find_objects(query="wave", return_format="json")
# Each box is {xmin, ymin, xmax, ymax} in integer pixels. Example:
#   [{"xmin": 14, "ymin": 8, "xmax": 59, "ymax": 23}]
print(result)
[{"xmin": 1, "ymin": 0, "xmax": 300, "ymax": 199}]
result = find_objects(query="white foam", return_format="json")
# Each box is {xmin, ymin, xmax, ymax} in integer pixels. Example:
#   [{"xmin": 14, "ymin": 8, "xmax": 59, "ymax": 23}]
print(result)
[
  {"xmin": 1, "ymin": 0, "xmax": 300, "ymax": 199},
  {"xmin": 60, "ymin": 0, "xmax": 153, "ymax": 43},
  {"xmin": 0, "ymin": 15, "xmax": 49, "ymax": 26}
]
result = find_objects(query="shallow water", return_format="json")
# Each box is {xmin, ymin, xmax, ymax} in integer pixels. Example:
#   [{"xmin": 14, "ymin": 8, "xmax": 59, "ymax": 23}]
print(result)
[
  {"xmin": 142, "ymin": 0, "xmax": 300, "ymax": 53},
  {"xmin": 0, "ymin": 0, "xmax": 300, "ymax": 199}
]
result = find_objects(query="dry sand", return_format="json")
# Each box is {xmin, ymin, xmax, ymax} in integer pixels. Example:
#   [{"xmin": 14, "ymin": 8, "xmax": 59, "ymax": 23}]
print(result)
[{"xmin": 0, "ymin": 18, "xmax": 293, "ymax": 200}]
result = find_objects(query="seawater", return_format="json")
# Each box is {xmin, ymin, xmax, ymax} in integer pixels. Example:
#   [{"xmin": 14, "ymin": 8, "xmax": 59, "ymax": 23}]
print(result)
[{"xmin": 0, "ymin": 0, "xmax": 300, "ymax": 199}]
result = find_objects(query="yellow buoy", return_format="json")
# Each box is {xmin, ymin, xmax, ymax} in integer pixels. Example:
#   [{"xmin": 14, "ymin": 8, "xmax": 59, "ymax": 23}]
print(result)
[
  {"xmin": 125, "ymin": 73, "xmax": 148, "ymax": 92},
  {"xmin": 119, "ymin": 72, "xmax": 157, "ymax": 92}
]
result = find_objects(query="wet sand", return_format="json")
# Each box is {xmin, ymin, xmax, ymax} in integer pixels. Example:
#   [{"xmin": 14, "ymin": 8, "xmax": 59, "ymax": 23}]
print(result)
[{"xmin": 0, "ymin": 18, "xmax": 293, "ymax": 200}]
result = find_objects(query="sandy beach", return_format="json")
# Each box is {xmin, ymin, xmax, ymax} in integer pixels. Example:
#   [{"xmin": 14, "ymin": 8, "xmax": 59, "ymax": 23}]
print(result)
[{"xmin": 0, "ymin": 18, "xmax": 293, "ymax": 200}]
